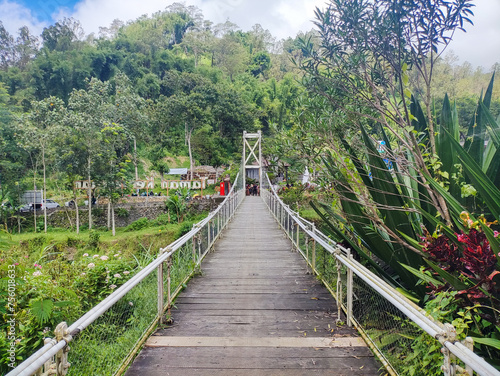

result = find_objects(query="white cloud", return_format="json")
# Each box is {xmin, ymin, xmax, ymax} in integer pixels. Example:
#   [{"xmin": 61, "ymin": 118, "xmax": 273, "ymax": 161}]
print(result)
[
  {"xmin": 0, "ymin": 0, "xmax": 498, "ymax": 69},
  {"xmin": 447, "ymin": 1, "xmax": 500, "ymax": 70},
  {"xmin": 54, "ymin": 0, "xmax": 170, "ymax": 34},
  {"xmin": 0, "ymin": 0, "xmax": 48, "ymax": 35}
]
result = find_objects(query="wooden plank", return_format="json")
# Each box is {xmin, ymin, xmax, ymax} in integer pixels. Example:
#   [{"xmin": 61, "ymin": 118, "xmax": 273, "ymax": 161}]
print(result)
[
  {"xmin": 123, "ymin": 369, "xmax": 380, "ymax": 376},
  {"xmin": 124, "ymin": 197, "xmax": 382, "ymax": 376},
  {"xmin": 146, "ymin": 336, "xmax": 367, "ymax": 347},
  {"xmin": 128, "ymin": 345, "xmax": 376, "ymax": 358}
]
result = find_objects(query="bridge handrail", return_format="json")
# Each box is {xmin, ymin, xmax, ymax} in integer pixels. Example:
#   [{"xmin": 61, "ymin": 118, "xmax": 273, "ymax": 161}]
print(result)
[
  {"xmin": 7, "ymin": 171, "xmax": 244, "ymax": 376},
  {"xmin": 262, "ymin": 174, "xmax": 499, "ymax": 376}
]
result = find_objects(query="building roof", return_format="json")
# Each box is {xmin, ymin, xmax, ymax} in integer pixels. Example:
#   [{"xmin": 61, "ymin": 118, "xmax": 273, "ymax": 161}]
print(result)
[{"xmin": 168, "ymin": 168, "xmax": 188, "ymax": 175}]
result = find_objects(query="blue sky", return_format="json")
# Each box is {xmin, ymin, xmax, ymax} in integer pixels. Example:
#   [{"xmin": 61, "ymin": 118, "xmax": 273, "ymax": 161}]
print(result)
[
  {"xmin": 16, "ymin": 0, "xmax": 78, "ymax": 21},
  {"xmin": 1, "ymin": 0, "xmax": 499, "ymax": 69}
]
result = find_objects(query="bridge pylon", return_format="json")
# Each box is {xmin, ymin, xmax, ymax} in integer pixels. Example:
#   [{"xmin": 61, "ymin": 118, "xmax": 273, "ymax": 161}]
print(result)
[{"xmin": 242, "ymin": 130, "xmax": 262, "ymax": 190}]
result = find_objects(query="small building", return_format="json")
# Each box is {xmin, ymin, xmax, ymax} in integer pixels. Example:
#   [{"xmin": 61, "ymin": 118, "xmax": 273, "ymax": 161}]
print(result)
[{"xmin": 181, "ymin": 166, "xmax": 226, "ymax": 185}]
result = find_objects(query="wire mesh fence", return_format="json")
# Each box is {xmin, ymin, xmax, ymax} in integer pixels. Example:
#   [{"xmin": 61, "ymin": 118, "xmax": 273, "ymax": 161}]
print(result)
[
  {"xmin": 7, "ymin": 172, "xmax": 245, "ymax": 376},
  {"xmin": 68, "ymin": 271, "xmax": 158, "ymax": 376},
  {"xmin": 261, "ymin": 173, "xmax": 499, "ymax": 376}
]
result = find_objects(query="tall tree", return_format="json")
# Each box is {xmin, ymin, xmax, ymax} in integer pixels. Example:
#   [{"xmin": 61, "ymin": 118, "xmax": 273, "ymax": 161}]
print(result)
[
  {"xmin": 21, "ymin": 97, "xmax": 65, "ymax": 232},
  {"xmin": 14, "ymin": 26, "xmax": 39, "ymax": 69},
  {"xmin": 68, "ymin": 78, "xmax": 112, "ymax": 230},
  {"xmin": 0, "ymin": 21, "xmax": 14, "ymax": 70},
  {"xmin": 112, "ymin": 72, "xmax": 147, "ymax": 181}
]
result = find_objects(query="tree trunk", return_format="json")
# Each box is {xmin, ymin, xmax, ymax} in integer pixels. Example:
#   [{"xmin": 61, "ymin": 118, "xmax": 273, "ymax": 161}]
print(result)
[
  {"xmin": 188, "ymin": 128, "xmax": 194, "ymax": 180},
  {"xmin": 75, "ymin": 201, "xmax": 80, "ymax": 234},
  {"xmin": 72, "ymin": 188, "xmax": 80, "ymax": 234},
  {"xmin": 134, "ymin": 137, "xmax": 139, "ymax": 181},
  {"xmin": 33, "ymin": 172, "xmax": 37, "ymax": 233},
  {"xmin": 111, "ymin": 203, "xmax": 115, "ymax": 236},
  {"xmin": 107, "ymin": 201, "xmax": 111, "ymax": 230},
  {"xmin": 57, "ymin": 182, "xmax": 73, "ymax": 229},
  {"xmin": 43, "ymin": 148, "xmax": 47, "ymax": 233},
  {"xmin": 88, "ymin": 156, "xmax": 92, "ymax": 230}
]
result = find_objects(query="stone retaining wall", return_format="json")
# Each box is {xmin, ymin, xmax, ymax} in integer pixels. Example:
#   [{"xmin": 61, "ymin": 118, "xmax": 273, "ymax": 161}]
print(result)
[{"xmin": 18, "ymin": 198, "xmax": 216, "ymax": 230}]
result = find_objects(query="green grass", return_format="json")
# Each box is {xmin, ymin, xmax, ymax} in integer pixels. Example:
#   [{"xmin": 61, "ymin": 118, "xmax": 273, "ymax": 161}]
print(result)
[{"xmin": 299, "ymin": 207, "xmax": 322, "ymax": 222}]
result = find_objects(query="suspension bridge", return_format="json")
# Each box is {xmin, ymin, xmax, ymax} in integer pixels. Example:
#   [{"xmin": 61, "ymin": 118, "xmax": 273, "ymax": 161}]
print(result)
[{"xmin": 7, "ymin": 132, "xmax": 499, "ymax": 376}]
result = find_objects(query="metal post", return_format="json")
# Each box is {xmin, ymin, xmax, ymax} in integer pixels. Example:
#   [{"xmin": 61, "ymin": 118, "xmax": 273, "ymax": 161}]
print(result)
[
  {"xmin": 166, "ymin": 256, "xmax": 172, "ymax": 318},
  {"xmin": 198, "ymin": 233, "xmax": 202, "ymax": 271},
  {"xmin": 286, "ymin": 212, "xmax": 293, "ymax": 239},
  {"xmin": 243, "ymin": 131, "xmax": 246, "ymax": 189},
  {"xmin": 296, "ymin": 223, "xmax": 300, "ymax": 250},
  {"xmin": 305, "ymin": 234, "xmax": 309, "ymax": 270},
  {"xmin": 312, "ymin": 239, "xmax": 316, "ymax": 272},
  {"xmin": 441, "ymin": 324, "xmax": 457, "ymax": 376},
  {"xmin": 347, "ymin": 250, "xmax": 353, "ymax": 327},
  {"xmin": 208, "ymin": 220, "xmax": 211, "ymax": 249},
  {"xmin": 464, "ymin": 337, "xmax": 474, "ymax": 376},
  {"xmin": 335, "ymin": 250, "xmax": 342, "ymax": 325},
  {"xmin": 54, "ymin": 322, "xmax": 71, "ymax": 376},
  {"xmin": 258, "ymin": 130, "xmax": 262, "ymax": 189},
  {"xmin": 157, "ymin": 248, "xmax": 164, "ymax": 324},
  {"xmin": 192, "ymin": 234, "xmax": 197, "ymax": 268}
]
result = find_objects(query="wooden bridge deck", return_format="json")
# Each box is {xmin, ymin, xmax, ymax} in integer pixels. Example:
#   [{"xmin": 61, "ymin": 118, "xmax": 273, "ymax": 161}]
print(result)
[{"xmin": 125, "ymin": 196, "xmax": 382, "ymax": 375}]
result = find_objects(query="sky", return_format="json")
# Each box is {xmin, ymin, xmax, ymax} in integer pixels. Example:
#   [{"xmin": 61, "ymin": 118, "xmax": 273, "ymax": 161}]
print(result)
[{"xmin": 0, "ymin": 0, "xmax": 499, "ymax": 69}]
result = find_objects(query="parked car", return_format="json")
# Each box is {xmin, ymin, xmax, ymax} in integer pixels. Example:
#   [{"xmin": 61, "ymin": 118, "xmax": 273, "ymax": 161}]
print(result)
[
  {"xmin": 19, "ymin": 199, "xmax": 60, "ymax": 212},
  {"xmin": 19, "ymin": 204, "xmax": 32, "ymax": 213},
  {"xmin": 41, "ymin": 199, "xmax": 60, "ymax": 210}
]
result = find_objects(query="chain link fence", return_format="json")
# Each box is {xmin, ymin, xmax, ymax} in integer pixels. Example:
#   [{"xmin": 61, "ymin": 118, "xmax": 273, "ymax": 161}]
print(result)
[
  {"xmin": 261, "ymin": 174, "xmax": 499, "ymax": 376},
  {"xmin": 7, "ymin": 172, "xmax": 245, "ymax": 376}
]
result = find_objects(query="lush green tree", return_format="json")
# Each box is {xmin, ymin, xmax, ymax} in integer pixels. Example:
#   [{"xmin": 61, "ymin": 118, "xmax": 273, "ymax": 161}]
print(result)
[
  {"xmin": 14, "ymin": 26, "xmax": 39, "ymax": 69},
  {"xmin": 112, "ymin": 72, "xmax": 148, "ymax": 180},
  {"xmin": 97, "ymin": 124, "xmax": 130, "ymax": 235},
  {"xmin": 41, "ymin": 18, "xmax": 84, "ymax": 52},
  {"xmin": 68, "ymin": 78, "xmax": 113, "ymax": 229},
  {"xmin": 0, "ymin": 84, "xmax": 26, "ymax": 231},
  {"xmin": 212, "ymin": 33, "xmax": 248, "ymax": 81},
  {"xmin": 21, "ymin": 97, "xmax": 66, "ymax": 232},
  {"xmin": 0, "ymin": 22, "xmax": 14, "ymax": 70},
  {"xmin": 249, "ymin": 51, "xmax": 271, "ymax": 78},
  {"xmin": 55, "ymin": 127, "xmax": 88, "ymax": 233}
]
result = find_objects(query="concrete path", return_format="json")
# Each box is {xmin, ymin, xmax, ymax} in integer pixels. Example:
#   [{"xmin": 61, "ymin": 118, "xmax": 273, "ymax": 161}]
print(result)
[{"xmin": 125, "ymin": 196, "xmax": 381, "ymax": 375}]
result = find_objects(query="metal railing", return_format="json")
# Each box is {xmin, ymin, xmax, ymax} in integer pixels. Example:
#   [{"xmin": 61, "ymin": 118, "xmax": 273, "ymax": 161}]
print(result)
[
  {"xmin": 261, "ymin": 175, "xmax": 499, "ymax": 376},
  {"xmin": 7, "ymin": 171, "xmax": 245, "ymax": 376}
]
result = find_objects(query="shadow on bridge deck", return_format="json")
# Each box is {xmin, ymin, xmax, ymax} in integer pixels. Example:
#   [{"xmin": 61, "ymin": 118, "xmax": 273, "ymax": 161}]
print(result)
[{"xmin": 125, "ymin": 196, "xmax": 383, "ymax": 376}]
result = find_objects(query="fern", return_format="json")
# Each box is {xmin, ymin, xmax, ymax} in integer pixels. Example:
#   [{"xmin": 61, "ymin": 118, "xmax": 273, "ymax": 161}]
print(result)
[{"xmin": 30, "ymin": 299, "xmax": 54, "ymax": 324}]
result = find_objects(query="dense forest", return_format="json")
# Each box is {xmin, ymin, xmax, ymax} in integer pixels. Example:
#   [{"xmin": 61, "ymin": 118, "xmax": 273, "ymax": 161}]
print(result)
[
  {"xmin": 0, "ymin": 2, "xmax": 498, "ymax": 216},
  {"xmin": 2, "ymin": 0, "xmax": 500, "ymax": 374}
]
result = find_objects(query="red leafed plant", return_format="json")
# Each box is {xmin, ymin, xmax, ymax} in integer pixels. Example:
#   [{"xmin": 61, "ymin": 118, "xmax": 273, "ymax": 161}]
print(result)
[{"xmin": 420, "ymin": 214, "xmax": 500, "ymax": 310}]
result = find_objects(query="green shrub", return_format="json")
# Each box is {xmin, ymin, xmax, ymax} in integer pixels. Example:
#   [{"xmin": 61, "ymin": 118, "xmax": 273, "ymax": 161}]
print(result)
[
  {"xmin": 124, "ymin": 217, "xmax": 149, "ymax": 232},
  {"xmin": 92, "ymin": 208, "xmax": 104, "ymax": 217},
  {"xmin": 66, "ymin": 236, "xmax": 79, "ymax": 247},
  {"xmin": 150, "ymin": 214, "xmax": 170, "ymax": 226},
  {"xmin": 88, "ymin": 230, "xmax": 100, "ymax": 250},
  {"xmin": 175, "ymin": 221, "xmax": 194, "ymax": 239},
  {"xmin": 116, "ymin": 208, "xmax": 129, "ymax": 218}
]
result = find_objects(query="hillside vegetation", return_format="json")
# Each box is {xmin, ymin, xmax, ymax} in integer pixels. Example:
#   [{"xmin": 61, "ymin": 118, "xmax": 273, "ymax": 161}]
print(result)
[{"xmin": 1, "ymin": 1, "xmax": 500, "ymax": 374}]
